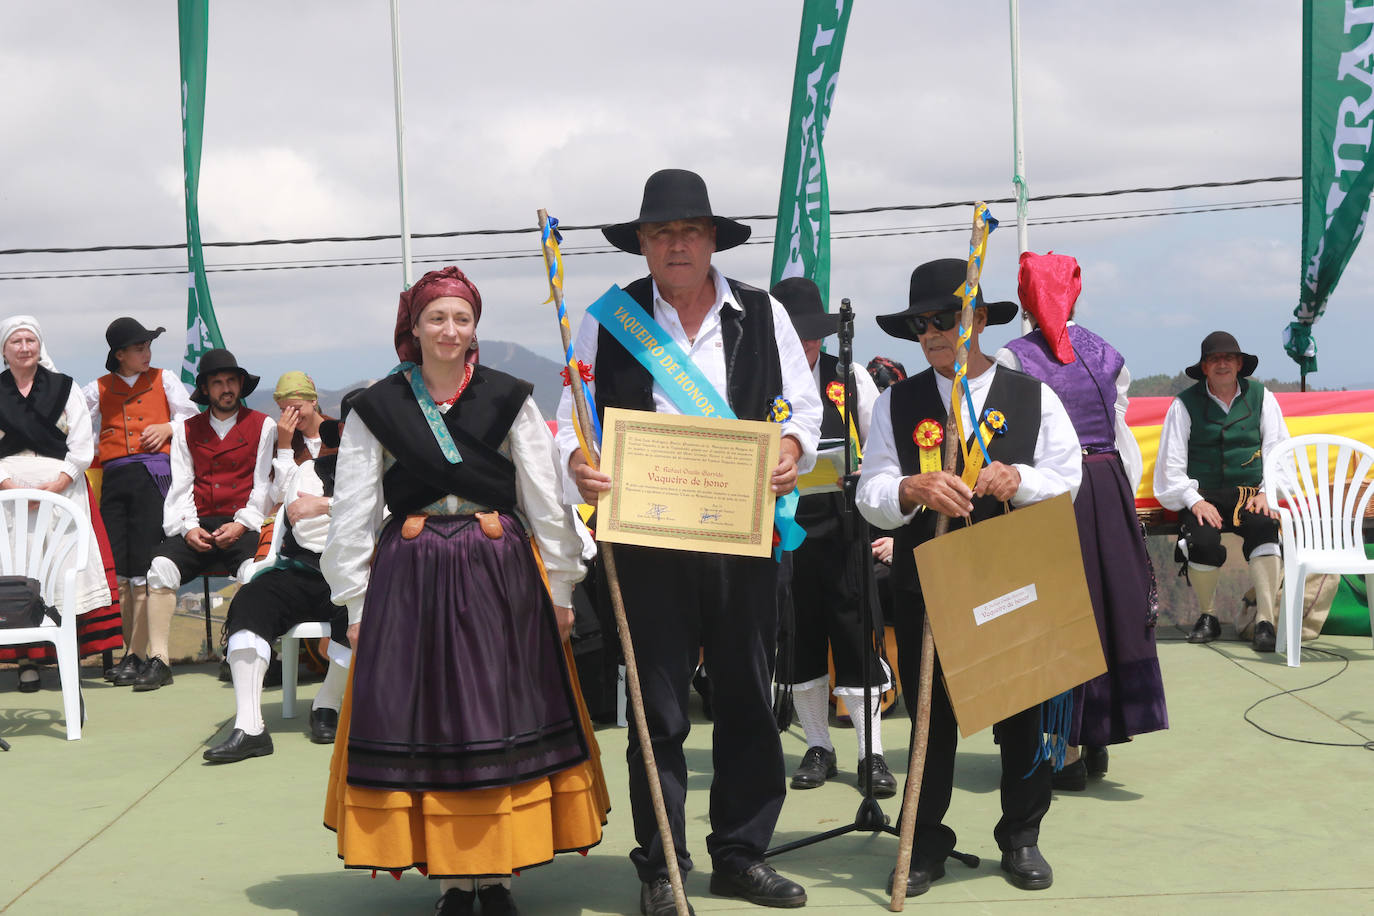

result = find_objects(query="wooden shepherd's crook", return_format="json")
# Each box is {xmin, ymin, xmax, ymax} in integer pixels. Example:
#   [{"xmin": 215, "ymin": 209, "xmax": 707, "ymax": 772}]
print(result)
[
  {"xmin": 889, "ymin": 202, "xmax": 991, "ymax": 911},
  {"xmin": 536, "ymin": 210, "xmax": 690, "ymax": 916}
]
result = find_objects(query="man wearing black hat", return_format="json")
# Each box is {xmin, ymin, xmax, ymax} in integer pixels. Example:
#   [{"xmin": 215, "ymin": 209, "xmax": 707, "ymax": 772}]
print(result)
[
  {"xmin": 770, "ymin": 276, "xmax": 893, "ymax": 800},
  {"xmin": 555, "ymin": 169, "xmax": 820, "ymax": 913},
  {"xmin": 82, "ymin": 317, "xmax": 199, "ymax": 685},
  {"xmin": 132, "ymin": 348, "xmax": 276, "ymax": 690},
  {"xmin": 1153, "ymin": 331, "xmax": 1290, "ymax": 652},
  {"xmin": 203, "ymin": 390, "xmax": 361, "ymax": 762},
  {"xmin": 857, "ymin": 258, "xmax": 1082, "ymax": 896}
]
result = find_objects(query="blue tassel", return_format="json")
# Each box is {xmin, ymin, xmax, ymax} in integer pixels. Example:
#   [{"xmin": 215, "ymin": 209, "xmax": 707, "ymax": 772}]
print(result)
[{"xmin": 1025, "ymin": 690, "xmax": 1074, "ymax": 778}]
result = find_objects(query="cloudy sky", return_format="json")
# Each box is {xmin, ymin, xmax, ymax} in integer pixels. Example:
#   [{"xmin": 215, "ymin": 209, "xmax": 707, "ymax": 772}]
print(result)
[{"xmin": 2, "ymin": 1, "xmax": 1369, "ymax": 394}]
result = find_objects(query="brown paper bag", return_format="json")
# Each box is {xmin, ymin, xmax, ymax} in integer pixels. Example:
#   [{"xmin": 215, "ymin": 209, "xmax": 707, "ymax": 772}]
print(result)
[{"xmin": 914, "ymin": 492, "xmax": 1105, "ymax": 738}]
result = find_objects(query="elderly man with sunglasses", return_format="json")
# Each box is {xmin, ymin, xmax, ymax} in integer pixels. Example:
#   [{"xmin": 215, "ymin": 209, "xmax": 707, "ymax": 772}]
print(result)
[{"xmin": 856, "ymin": 258, "xmax": 1082, "ymax": 897}]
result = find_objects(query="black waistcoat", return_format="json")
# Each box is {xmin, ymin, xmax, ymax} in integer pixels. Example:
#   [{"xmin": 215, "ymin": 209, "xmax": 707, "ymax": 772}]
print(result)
[
  {"xmin": 0, "ymin": 367, "xmax": 74, "ymax": 460},
  {"xmin": 888, "ymin": 366, "xmax": 1041, "ymax": 599},
  {"xmin": 351, "ymin": 366, "xmax": 533, "ymax": 517},
  {"xmin": 593, "ymin": 275, "xmax": 783, "ymax": 424},
  {"xmin": 796, "ymin": 354, "xmax": 848, "ymax": 529}
]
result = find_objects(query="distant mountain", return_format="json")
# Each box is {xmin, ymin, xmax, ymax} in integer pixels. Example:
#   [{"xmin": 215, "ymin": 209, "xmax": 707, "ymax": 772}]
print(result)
[
  {"xmin": 303, "ymin": 341, "xmax": 566, "ymax": 420},
  {"xmin": 1128, "ymin": 371, "xmax": 1333, "ymax": 397}
]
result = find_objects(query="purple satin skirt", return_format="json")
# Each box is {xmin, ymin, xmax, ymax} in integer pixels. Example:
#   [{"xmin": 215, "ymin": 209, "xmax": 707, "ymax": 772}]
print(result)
[
  {"xmin": 346, "ymin": 513, "xmax": 587, "ymax": 791},
  {"xmin": 1070, "ymin": 454, "xmax": 1170, "ymax": 746}
]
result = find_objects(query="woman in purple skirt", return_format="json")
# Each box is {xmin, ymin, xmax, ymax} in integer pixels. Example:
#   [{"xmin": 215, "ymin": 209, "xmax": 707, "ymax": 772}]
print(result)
[
  {"xmin": 996, "ymin": 252, "xmax": 1168, "ymax": 789},
  {"xmin": 321, "ymin": 267, "xmax": 608, "ymax": 916}
]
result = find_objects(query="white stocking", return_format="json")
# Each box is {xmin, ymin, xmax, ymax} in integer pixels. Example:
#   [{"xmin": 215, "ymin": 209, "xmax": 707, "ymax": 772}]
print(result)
[
  {"xmin": 790, "ymin": 676, "xmax": 832, "ymax": 751},
  {"xmin": 228, "ymin": 647, "xmax": 267, "ymax": 736},
  {"xmin": 312, "ymin": 655, "xmax": 349, "ymax": 712}
]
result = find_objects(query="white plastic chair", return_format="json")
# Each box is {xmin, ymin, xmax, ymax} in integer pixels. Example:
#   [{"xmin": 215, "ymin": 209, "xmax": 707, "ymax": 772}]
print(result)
[
  {"xmin": 1264, "ymin": 434, "xmax": 1374, "ymax": 667},
  {"xmin": 243, "ymin": 511, "xmax": 330, "ymax": 718},
  {"xmin": 0, "ymin": 489, "xmax": 92, "ymax": 739}
]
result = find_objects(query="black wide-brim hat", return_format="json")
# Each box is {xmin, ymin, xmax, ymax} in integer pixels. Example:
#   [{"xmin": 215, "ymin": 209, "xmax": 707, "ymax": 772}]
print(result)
[
  {"xmin": 771, "ymin": 276, "xmax": 840, "ymax": 340},
  {"xmin": 191, "ymin": 347, "xmax": 260, "ymax": 405},
  {"xmin": 602, "ymin": 169, "xmax": 752, "ymax": 255},
  {"xmin": 876, "ymin": 258, "xmax": 1019, "ymax": 342},
  {"xmin": 1185, "ymin": 330, "xmax": 1259, "ymax": 380},
  {"xmin": 104, "ymin": 317, "xmax": 166, "ymax": 373}
]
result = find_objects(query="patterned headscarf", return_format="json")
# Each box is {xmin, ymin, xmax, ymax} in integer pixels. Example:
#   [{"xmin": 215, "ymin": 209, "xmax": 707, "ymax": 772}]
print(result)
[
  {"xmin": 392, "ymin": 266, "xmax": 483, "ymax": 365},
  {"xmin": 0, "ymin": 315, "xmax": 57, "ymax": 371},
  {"xmin": 273, "ymin": 370, "xmax": 318, "ymax": 403}
]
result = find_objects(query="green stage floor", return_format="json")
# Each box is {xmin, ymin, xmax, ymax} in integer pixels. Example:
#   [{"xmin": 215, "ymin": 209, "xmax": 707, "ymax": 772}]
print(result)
[{"xmin": 4, "ymin": 628, "xmax": 1374, "ymax": 914}]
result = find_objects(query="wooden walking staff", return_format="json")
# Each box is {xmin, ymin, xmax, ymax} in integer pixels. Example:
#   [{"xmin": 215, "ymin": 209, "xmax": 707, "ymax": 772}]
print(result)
[
  {"xmin": 889, "ymin": 202, "xmax": 993, "ymax": 911},
  {"xmin": 536, "ymin": 209, "xmax": 691, "ymax": 916}
]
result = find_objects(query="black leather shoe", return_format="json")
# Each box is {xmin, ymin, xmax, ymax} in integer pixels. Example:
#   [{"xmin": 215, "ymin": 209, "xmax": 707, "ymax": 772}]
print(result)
[
  {"xmin": 435, "ymin": 887, "xmax": 475, "ymax": 915},
  {"xmin": 790, "ymin": 745, "xmax": 837, "ymax": 789},
  {"xmin": 1083, "ymin": 745, "xmax": 1109, "ymax": 776},
  {"xmin": 640, "ymin": 877, "xmax": 695, "ymax": 916},
  {"xmin": 709, "ymin": 862, "xmax": 806, "ymax": 908},
  {"xmin": 860, "ymin": 754, "xmax": 897, "ymax": 799},
  {"xmin": 114, "ymin": 655, "xmax": 149, "ymax": 687},
  {"xmin": 1051, "ymin": 759, "xmax": 1086, "ymax": 791},
  {"xmin": 105, "ymin": 653, "xmax": 142, "ymax": 682},
  {"xmin": 884, "ymin": 857, "xmax": 946, "ymax": 897},
  {"xmin": 131, "ymin": 657, "xmax": 173, "ymax": 691},
  {"xmin": 203, "ymin": 728, "xmax": 274, "ymax": 763},
  {"xmin": 308, "ymin": 707, "xmax": 338, "ymax": 744},
  {"xmin": 16, "ymin": 663, "xmax": 41, "ymax": 693},
  {"xmin": 1001, "ymin": 845, "xmax": 1053, "ymax": 890},
  {"xmin": 1187, "ymin": 613, "xmax": 1221, "ymax": 644},
  {"xmin": 475, "ymin": 885, "xmax": 518, "ymax": 915},
  {"xmin": 1253, "ymin": 620, "xmax": 1277, "ymax": 653}
]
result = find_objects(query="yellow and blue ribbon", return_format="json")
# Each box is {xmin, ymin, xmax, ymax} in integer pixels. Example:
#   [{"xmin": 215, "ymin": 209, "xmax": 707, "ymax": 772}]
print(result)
[
  {"xmin": 541, "ymin": 215, "xmax": 602, "ymax": 453},
  {"xmin": 951, "ymin": 205, "xmax": 998, "ymax": 470}
]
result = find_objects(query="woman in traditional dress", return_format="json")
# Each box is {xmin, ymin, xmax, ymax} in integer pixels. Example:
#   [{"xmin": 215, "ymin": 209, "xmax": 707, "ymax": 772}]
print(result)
[
  {"xmin": 321, "ymin": 267, "xmax": 609, "ymax": 916},
  {"xmin": 0, "ymin": 316, "xmax": 119, "ymax": 691}
]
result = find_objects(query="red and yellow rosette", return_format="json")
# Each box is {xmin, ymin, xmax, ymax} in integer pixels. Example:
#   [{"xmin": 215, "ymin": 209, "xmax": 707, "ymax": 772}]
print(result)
[
  {"xmin": 914, "ymin": 419, "xmax": 944, "ymax": 473},
  {"xmin": 825, "ymin": 380, "xmax": 845, "ymax": 407}
]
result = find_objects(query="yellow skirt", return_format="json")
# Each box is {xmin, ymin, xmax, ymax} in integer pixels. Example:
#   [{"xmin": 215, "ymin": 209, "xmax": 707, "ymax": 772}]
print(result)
[{"xmin": 324, "ymin": 642, "xmax": 611, "ymax": 878}]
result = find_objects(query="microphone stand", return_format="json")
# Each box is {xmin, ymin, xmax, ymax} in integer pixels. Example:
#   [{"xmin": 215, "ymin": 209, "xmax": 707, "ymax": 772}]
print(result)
[{"xmin": 767, "ymin": 297, "xmax": 897, "ymax": 855}]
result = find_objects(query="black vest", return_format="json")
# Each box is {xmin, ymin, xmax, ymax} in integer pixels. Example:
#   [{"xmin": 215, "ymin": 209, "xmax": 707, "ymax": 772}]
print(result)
[
  {"xmin": 0, "ymin": 367, "xmax": 75, "ymax": 460},
  {"xmin": 351, "ymin": 366, "xmax": 533, "ymax": 516},
  {"xmin": 796, "ymin": 354, "xmax": 849, "ymax": 530},
  {"xmin": 888, "ymin": 366, "xmax": 1041, "ymax": 599},
  {"xmin": 593, "ymin": 275, "xmax": 783, "ymax": 424}
]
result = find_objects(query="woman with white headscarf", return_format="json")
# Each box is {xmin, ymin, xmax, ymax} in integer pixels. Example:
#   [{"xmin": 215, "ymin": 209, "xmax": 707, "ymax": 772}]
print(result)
[{"xmin": 0, "ymin": 316, "xmax": 118, "ymax": 692}]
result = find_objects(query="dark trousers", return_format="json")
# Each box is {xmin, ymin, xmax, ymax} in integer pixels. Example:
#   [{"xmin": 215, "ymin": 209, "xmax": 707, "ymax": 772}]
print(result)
[
  {"xmin": 100, "ymin": 462, "xmax": 165, "ymax": 578},
  {"xmin": 604, "ymin": 544, "xmax": 784, "ymax": 882},
  {"xmin": 893, "ymin": 602, "xmax": 1051, "ymax": 862},
  {"xmin": 151, "ymin": 515, "xmax": 259, "ymax": 583},
  {"xmin": 780, "ymin": 522, "xmax": 883, "ymax": 688},
  {"xmin": 224, "ymin": 564, "xmax": 337, "ymax": 642},
  {"xmin": 1177, "ymin": 486, "xmax": 1280, "ymax": 566}
]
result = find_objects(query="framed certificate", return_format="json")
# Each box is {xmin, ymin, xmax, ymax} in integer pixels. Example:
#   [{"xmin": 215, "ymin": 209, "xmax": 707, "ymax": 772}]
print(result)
[{"xmin": 597, "ymin": 407, "xmax": 780, "ymax": 557}]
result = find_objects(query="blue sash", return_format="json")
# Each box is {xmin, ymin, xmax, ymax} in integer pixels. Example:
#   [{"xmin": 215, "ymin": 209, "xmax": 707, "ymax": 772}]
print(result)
[{"xmin": 587, "ymin": 285, "xmax": 805, "ymax": 554}]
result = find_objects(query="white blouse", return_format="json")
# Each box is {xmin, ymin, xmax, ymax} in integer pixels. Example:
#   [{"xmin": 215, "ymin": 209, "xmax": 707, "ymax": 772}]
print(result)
[{"xmin": 322, "ymin": 393, "xmax": 585, "ymax": 625}]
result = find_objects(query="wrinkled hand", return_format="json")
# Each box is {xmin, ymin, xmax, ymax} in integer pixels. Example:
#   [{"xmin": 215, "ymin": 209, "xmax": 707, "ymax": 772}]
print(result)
[
  {"xmin": 277, "ymin": 405, "xmax": 300, "ymax": 448},
  {"xmin": 871, "ymin": 536, "xmax": 894, "ymax": 565},
  {"xmin": 899, "ymin": 471, "xmax": 973, "ymax": 518},
  {"xmin": 139, "ymin": 422, "xmax": 173, "ymax": 452},
  {"xmin": 212, "ymin": 521, "xmax": 248, "ymax": 548},
  {"xmin": 37, "ymin": 473, "xmax": 73, "ymax": 494},
  {"xmin": 771, "ymin": 437, "xmax": 803, "ymax": 495},
  {"xmin": 185, "ymin": 527, "xmax": 214, "ymax": 552},
  {"xmin": 286, "ymin": 494, "xmax": 331, "ymax": 526},
  {"xmin": 1245, "ymin": 490, "xmax": 1278, "ymax": 520},
  {"xmin": 347, "ymin": 622, "xmax": 360, "ymax": 649},
  {"xmin": 554, "ymin": 604, "xmax": 574, "ymax": 642},
  {"xmin": 1190, "ymin": 499, "xmax": 1223, "ymax": 529},
  {"xmin": 569, "ymin": 450, "xmax": 611, "ymax": 505},
  {"xmin": 973, "ymin": 461, "xmax": 1021, "ymax": 502}
]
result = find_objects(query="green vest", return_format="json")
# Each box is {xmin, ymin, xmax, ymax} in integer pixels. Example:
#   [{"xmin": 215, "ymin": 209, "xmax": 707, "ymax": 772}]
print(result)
[{"xmin": 1178, "ymin": 379, "xmax": 1265, "ymax": 489}]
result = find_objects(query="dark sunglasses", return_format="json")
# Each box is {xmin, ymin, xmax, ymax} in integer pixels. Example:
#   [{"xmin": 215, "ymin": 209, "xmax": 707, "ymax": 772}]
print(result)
[{"xmin": 906, "ymin": 311, "xmax": 961, "ymax": 336}]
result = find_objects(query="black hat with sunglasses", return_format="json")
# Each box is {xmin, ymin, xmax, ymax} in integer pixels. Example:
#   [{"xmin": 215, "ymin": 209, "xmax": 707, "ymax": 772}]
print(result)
[{"xmin": 876, "ymin": 258, "xmax": 1018, "ymax": 342}]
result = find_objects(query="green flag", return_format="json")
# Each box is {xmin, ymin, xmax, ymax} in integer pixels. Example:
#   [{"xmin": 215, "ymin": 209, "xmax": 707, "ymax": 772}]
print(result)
[
  {"xmin": 770, "ymin": 0, "xmax": 852, "ymax": 305},
  {"xmin": 1293, "ymin": 0, "xmax": 1374, "ymax": 378},
  {"xmin": 178, "ymin": 0, "xmax": 223, "ymax": 385}
]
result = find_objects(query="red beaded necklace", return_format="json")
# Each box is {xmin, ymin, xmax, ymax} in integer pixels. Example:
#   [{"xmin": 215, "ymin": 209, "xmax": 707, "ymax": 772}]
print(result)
[{"xmin": 435, "ymin": 363, "xmax": 474, "ymax": 407}]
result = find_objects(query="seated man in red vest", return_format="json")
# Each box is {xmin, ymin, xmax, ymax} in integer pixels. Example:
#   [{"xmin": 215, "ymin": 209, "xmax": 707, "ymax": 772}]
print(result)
[{"xmin": 130, "ymin": 349, "xmax": 276, "ymax": 690}]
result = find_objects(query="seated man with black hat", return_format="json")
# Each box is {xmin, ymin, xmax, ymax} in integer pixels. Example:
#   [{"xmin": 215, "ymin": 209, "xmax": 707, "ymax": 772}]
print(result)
[
  {"xmin": 204, "ymin": 390, "xmax": 361, "ymax": 763},
  {"xmin": 131, "ymin": 349, "xmax": 276, "ymax": 691},
  {"xmin": 558, "ymin": 168, "xmax": 820, "ymax": 914},
  {"xmin": 857, "ymin": 258, "xmax": 1081, "ymax": 896},
  {"xmin": 1154, "ymin": 331, "xmax": 1290, "ymax": 653},
  {"xmin": 84, "ymin": 317, "xmax": 199, "ymax": 685},
  {"xmin": 770, "ymin": 276, "xmax": 893, "ymax": 800}
]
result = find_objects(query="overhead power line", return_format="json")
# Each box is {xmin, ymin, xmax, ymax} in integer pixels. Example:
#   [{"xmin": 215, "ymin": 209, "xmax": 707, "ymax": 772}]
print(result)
[
  {"xmin": 0, "ymin": 196, "xmax": 1302, "ymax": 282},
  {"xmin": 0, "ymin": 175, "xmax": 1301, "ymax": 258}
]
